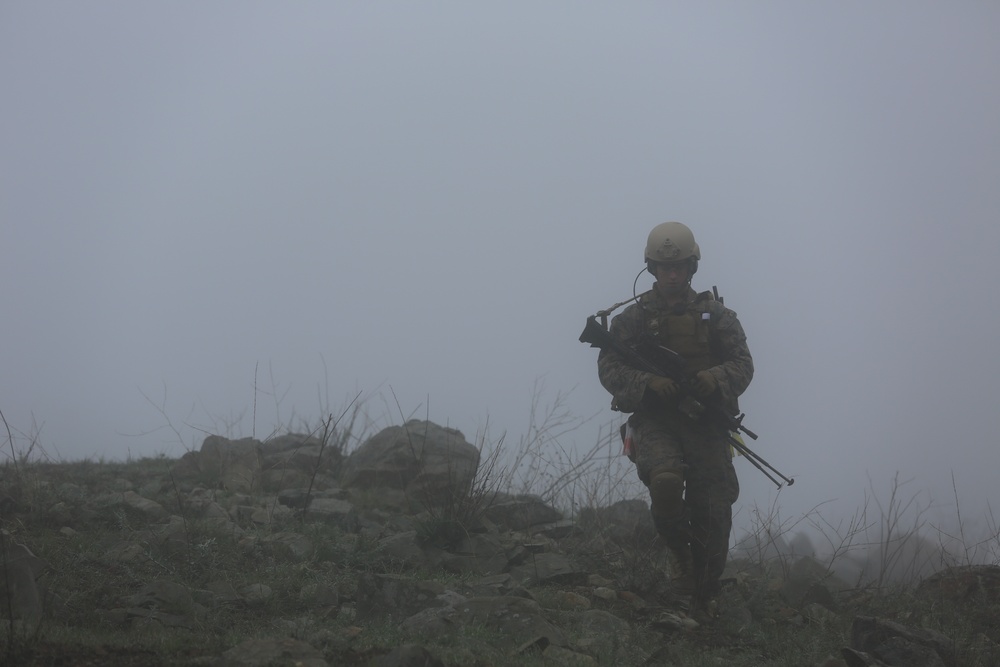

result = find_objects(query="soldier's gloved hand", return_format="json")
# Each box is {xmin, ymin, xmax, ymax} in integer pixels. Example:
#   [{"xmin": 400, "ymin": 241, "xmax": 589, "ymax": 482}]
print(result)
[
  {"xmin": 647, "ymin": 376, "xmax": 679, "ymax": 401},
  {"xmin": 692, "ymin": 370, "xmax": 718, "ymax": 398}
]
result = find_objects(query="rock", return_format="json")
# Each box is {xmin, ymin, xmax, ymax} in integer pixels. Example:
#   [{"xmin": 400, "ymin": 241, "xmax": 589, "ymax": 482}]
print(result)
[
  {"xmin": 578, "ymin": 498, "xmax": 657, "ymax": 544},
  {"xmin": 439, "ymin": 532, "xmax": 509, "ymax": 575},
  {"xmin": 113, "ymin": 606, "xmax": 197, "ymax": 629},
  {"xmin": 508, "ymin": 551, "xmax": 588, "ymax": 586},
  {"xmin": 103, "ymin": 541, "xmax": 147, "ymax": 563},
  {"xmin": 202, "ymin": 580, "xmax": 242, "ymax": 605},
  {"xmin": 261, "ymin": 531, "xmax": 315, "ymax": 561},
  {"xmin": 531, "ymin": 519, "xmax": 580, "ymax": 539},
  {"xmin": 218, "ymin": 637, "xmax": 328, "ymax": 667},
  {"xmin": 400, "ymin": 595, "xmax": 567, "ymax": 648},
  {"xmin": 467, "ymin": 573, "xmax": 518, "ymax": 596},
  {"xmin": 376, "ymin": 530, "xmax": 437, "ymax": 570},
  {"xmin": 781, "ymin": 556, "xmax": 850, "ymax": 609},
  {"xmin": 400, "ymin": 605, "xmax": 461, "ymax": 638},
  {"xmin": 483, "ymin": 494, "xmax": 562, "ymax": 531},
  {"xmin": 118, "ymin": 490, "xmax": 169, "ymax": 520},
  {"xmin": 558, "ymin": 608, "xmax": 631, "ymax": 638},
  {"xmin": 263, "ymin": 433, "xmax": 341, "ymax": 471},
  {"xmin": 233, "ymin": 503, "xmax": 292, "ymax": 526},
  {"xmin": 277, "ymin": 488, "xmax": 312, "ymax": 508},
  {"xmin": 916, "ymin": 564, "xmax": 1000, "ymax": 604},
  {"xmin": 650, "ymin": 611, "xmax": 695, "ymax": 633},
  {"xmin": 542, "ymin": 644, "xmax": 598, "ymax": 666},
  {"xmin": 872, "ymin": 636, "xmax": 947, "ymax": 667},
  {"xmin": 304, "ymin": 496, "xmax": 358, "ymax": 530},
  {"xmin": 355, "ymin": 573, "xmax": 449, "ymax": 621},
  {"xmin": 299, "ymin": 582, "xmax": 340, "ymax": 608},
  {"xmin": 592, "ymin": 587, "xmax": 617, "ymax": 601},
  {"xmin": 552, "ymin": 590, "xmax": 591, "ymax": 610},
  {"xmin": 262, "ymin": 433, "xmax": 344, "ymax": 491},
  {"xmin": 340, "ymin": 420, "xmax": 479, "ymax": 511},
  {"xmin": 56, "ymin": 482, "xmax": 86, "ymax": 500},
  {"xmin": 804, "ymin": 602, "xmax": 838, "ymax": 628},
  {"xmin": 242, "ymin": 583, "xmax": 273, "ymax": 605},
  {"xmin": 850, "ymin": 616, "xmax": 955, "ymax": 667},
  {"xmin": 372, "ymin": 643, "xmax": 444, "ymax": 667},
  {"xmin": 442, "ymin": 596, "xmax": 567, "ymax": 647},
  {"xmin": 184, "ymin": 487, "xmax": 218, "ymax": 514},
  {"xmin": 127, "ymin": 579, "xmax": 201, "ymax": 615},
  {"xmin": 198, "ymin": 435, "xmax": 264, "ymax": 493},
  {"xmin": 815, "ymin": 657, "xmax": 849, "ymax": 667}
]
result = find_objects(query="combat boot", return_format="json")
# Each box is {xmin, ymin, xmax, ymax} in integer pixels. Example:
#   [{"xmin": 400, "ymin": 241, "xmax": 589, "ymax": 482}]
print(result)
[{"xmin": 688, "ymin": 594, "xmax": 718, "ymax": 625}]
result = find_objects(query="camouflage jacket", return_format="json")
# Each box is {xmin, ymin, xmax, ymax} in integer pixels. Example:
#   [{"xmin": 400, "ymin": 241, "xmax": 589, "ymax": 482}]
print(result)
[{"xmin": 597, "ymin": 285, "xmax": 754, "ymax": 417}]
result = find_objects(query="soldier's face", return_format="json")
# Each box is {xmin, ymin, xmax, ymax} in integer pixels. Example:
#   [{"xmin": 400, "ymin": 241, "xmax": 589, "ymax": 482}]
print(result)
[{"xmin": 653, "ymin": 262, "xmax": 690, "ymax": 293}]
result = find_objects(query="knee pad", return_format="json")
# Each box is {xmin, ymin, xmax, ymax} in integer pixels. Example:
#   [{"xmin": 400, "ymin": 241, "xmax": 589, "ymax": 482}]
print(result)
[{"xmin": 648, "ymin": 468, "xmax": 684, "ymax": 520}]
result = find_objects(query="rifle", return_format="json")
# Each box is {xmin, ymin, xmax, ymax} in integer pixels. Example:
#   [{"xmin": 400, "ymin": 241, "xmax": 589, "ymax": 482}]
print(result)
[{"xmin": 579, "ymin": 314, "xmax": 794, "ymax": 489}]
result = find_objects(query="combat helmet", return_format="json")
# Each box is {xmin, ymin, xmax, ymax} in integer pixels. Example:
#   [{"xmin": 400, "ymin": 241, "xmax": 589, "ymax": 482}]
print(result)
[{"xmin": 645, "ymin": 221, "xmax": 700, "ymax": 275}]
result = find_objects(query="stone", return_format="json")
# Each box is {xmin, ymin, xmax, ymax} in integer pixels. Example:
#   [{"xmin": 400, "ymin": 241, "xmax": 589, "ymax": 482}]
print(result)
[
  {"xmin": 218, "ymin": 637, "xmax": 328, "ymax": 667},
  {"xmin": 482, "ymin": 494, "xmax": 562, "ymax": 531},
  {"xmin": 198, "ymin": 435, "xmax": 264, "ymax": 493},
  {"xmin": 118, "ymin": 490, "xmax": 169, "ymax": 520},
  {"xmin": 542, "ymin": 645, "xmax": 598, "ymax": 666},
  {"xmin": 340, "ymin": 420, "xmax": 479, "ymax": 510},
  {"xmin": 916, "ymin": 564, "xmax": 1000, "ymax": 604},
  {"xmin": 261, "ymin": 531, "xmax": 315, "ymax": 561},
  {"xmin": 781, "ymin": 556, "xmax": 851, "ymax": 609},
  {"xmin": 127, "ymin": 579, "xmax": 205, "ymax": 618},
  {"xmin": 508, "ymin": 551, "xmax": 588, "ymax": 586},
  {"xmin": 372, "ymin": 643, "xmax": 444, "ymax": 667},
  {"xmin": 850, "ymin": 616, "xmax": 954, "ymax": 667}
]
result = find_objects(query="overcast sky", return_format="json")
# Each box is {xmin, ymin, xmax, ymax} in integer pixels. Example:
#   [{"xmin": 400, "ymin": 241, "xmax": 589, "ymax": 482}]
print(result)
[{"xmin": 3, "ymin": 2, "xmax": 999, "ymax": 539}]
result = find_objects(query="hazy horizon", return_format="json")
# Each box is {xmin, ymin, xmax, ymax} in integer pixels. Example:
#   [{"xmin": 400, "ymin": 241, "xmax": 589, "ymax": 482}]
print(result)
[{"xmin": 3, "ymin": 2, "xmax": 999, "ymax": 545}]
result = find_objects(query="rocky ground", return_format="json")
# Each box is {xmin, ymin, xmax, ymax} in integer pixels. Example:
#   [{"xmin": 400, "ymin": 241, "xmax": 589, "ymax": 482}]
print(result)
[{"xmin": 2, "ymin": 420, "xmax": 999, "ymax": 666}]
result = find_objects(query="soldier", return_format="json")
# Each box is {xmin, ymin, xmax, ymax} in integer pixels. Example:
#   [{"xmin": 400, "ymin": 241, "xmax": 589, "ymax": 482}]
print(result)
[{"xmin": 596, "ymin": 221, "xmax": 753, "ymax": 614}]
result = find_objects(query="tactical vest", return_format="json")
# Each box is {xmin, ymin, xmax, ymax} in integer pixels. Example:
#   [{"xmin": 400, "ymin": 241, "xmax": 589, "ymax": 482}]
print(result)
[{"xmin": 642, "ymin": 292, "xmax": 719, "ymax": 378}]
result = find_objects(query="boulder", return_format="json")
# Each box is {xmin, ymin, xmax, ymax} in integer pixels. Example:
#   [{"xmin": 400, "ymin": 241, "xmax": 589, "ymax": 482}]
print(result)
[
  {"xmin": 197, "ymin": 436, "xmax": 263, "ymax": 493},
  {"xmin": 355, "ymin": 572, "xmax": 451, "ymax": 621},
  {"xmin": 850, "ymin": 616, "xmax": 955, "ymax": 667},
  {"xmin": 482, "ymin": 494, "xmax": 562, "ymax": 531},
  {"xmin": 916, "ymin": 564, "xmax": 1000, "ymax": 604},
  {"xmin": 372, "ymin": 644, "xmax": 444, "ymax": 667},
  {"xmin": 219, "ymin": 637, "xmax": 328, "ymax": 667},
  {"xmin": 781, "ymin": 556, "xmax": 851, "ymax": 609},
  {"xmin": 118, "ymin": 490, "xmax": 169, "ymax": 520},
  {"xmin": 508, "ymin": 551, "xmax": 588, "ymax": 587},
  {"xmin": 578, "ymin": 499, "xmax": 657, "ymax": 545},
  {"xmin": 400, "ymin": 595, "xmax": 567, "ymax": 648},
  {"xmin": 340, "ymin": 421, "xmax": 479, "ymax": 511},
  {"xmin": 262, "ymin": 432, "xmax": 344, "ymax": 478}
]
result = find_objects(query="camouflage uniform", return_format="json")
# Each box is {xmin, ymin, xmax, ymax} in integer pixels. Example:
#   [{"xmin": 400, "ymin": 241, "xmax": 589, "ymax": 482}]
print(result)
[{"xmin": 597, "ymin": 285, "xmax": 753, "ymax": 601}]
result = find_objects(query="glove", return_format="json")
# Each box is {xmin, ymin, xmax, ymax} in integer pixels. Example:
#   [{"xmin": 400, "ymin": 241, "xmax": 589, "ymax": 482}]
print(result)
[
  {"xmin": 692, "ymin": 370, "xmax": 718, "ymax": 398},
  {"xmin": 647, "ymin": 376, "xmax": 679, "ymax": 401}
]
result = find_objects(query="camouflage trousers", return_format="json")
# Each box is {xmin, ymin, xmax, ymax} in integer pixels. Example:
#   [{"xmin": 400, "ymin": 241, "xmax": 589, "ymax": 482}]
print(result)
[{"xmin": 627, "ymin": 409, "xmax": 740, "ymax": 598}]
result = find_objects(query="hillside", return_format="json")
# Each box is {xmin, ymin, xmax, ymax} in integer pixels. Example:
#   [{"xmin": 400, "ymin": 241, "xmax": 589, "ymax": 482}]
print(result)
[{"xmin": 2, "ymin": 422, "xmax": 998, "ymax": 666}]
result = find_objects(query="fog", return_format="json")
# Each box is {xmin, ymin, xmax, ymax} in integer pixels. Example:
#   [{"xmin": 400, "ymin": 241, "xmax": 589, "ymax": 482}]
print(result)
[{"xmin": 3, "ymin": 3, "xmax": 999, "ymax": 546}]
